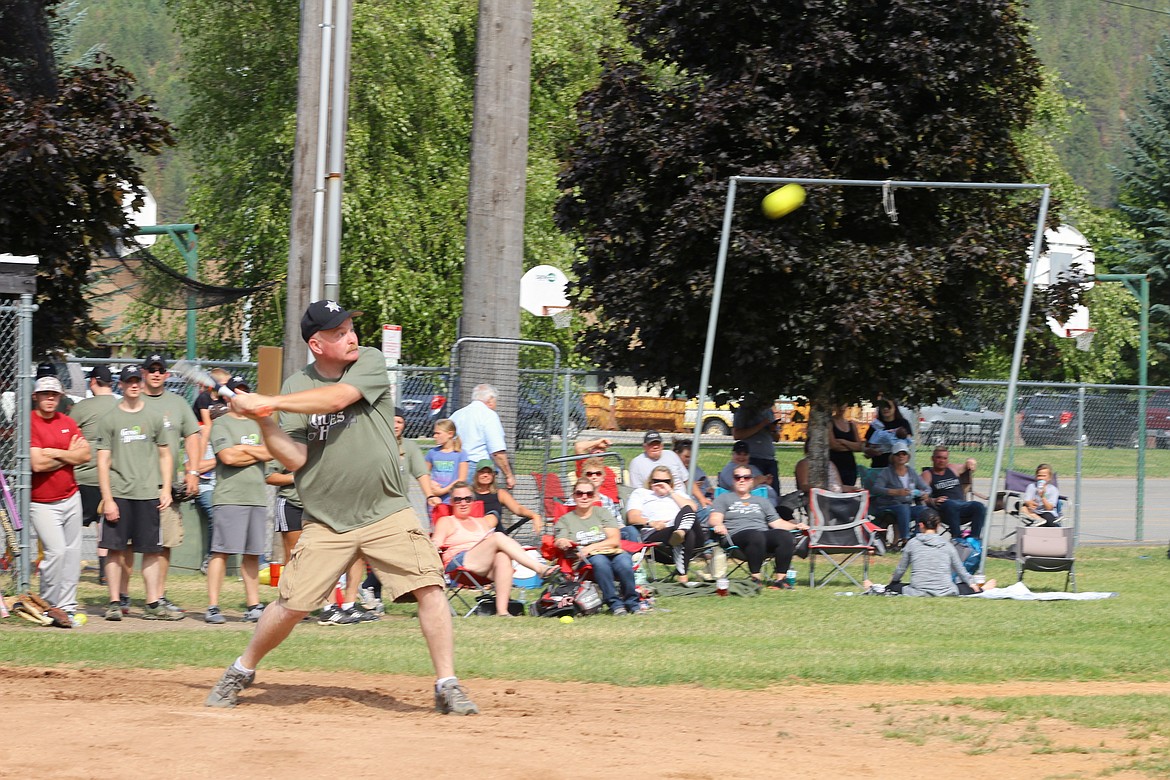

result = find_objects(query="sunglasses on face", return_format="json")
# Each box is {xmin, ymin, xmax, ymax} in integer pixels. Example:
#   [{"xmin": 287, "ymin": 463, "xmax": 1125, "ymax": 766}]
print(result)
[
  {"xmin": 650, "ymin": 478, "xmax": 672, "ymax": 485},
  {"xmin": 584, "ymin": 470, "xmax": 604, "ymax": 477},
  {"xmin": 574, "ymin": 490, "xmax": 595, "ymax": 498},
  {"xmin": 451, "ymin": 495, "xmax": 474, "ymax": 503},
  {"xmin": 733, "ymin": 474, "xmax": 753, "ymax": 481}
]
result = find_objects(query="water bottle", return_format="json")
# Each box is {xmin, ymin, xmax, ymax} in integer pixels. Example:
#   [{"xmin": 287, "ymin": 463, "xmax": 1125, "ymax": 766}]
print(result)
[
  {"xmin": 710, "ymin": 546, "xmax": 728, "ymax": 579},
  {"xmin": 716, "ymin": 576, "xmax": 729, "ymax": 597},
  {"xmin": 786, "ymin": 568, "xmax": 797, "ymax": 587}
]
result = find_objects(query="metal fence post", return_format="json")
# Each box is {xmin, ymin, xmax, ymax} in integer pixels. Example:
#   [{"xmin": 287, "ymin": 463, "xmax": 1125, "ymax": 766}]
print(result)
[
  {"xmin": 1074, "ymin": 385, "xmax": 1084, "ymax": 545},
  {"xmin": 16, "ymin": 293, "xmax": 34, "ymax": 592}
]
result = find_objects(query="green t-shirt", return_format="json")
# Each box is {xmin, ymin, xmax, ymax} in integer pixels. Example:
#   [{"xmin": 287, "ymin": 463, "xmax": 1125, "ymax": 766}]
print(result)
[
  {"xmin": 554, "ymin": 507, "xmax": 619, "ymax": 547},
  {"xmin": 266, "ymin": 461, "xmax": 301, "ymax": 508},
  {"xmin": 69, "ymin": 394, "xmax": 119, "ymax": 487},
  {"xmin": 142, "ymin": 390, "xmax": 200, "ymax": 476},
  {"xmin": 211, "ymin": 414, "xmax": 269, "ymax": 507},
  {"xmin": 93, "ymin": 404, "xmax": 168, "ymax": 500},
  {"xmin": 401, "ymin": 438, "xmax": 427, "ymax": 481},
  {"xmin": 280, "ymin": 346, "xmax": 410, "ymax": 532}
]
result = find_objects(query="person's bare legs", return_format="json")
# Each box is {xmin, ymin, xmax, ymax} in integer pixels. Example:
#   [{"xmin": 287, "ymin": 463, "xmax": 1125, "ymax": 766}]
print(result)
[
  {"xmin": 105, "ymin": 549, "xmax": 125, "ymax": 603},
  {"xmin": 491, "ymin": 551, "xmax": 514, "ymax": 615},
  {"xmin": 414, "ymin": 583, "xmax": 455, "ymax": 678},
  {"xmin": 280, "ymin": 530, "xmax": 301, "ymax": 564},
  {"xmin": 140, "ymin": 552, "xmax": 165, "ymax": 603},
  {"xmin": 240, "ymin": 554, "xmax": 261, "ymax": 606},
  {"xmin": 343, "ymin": 557, "xmax": 365, "ymax": 605},
  {"xmin": 240, "ymin": 599, "xmax": 310, "ymax": 669},
  {"xmin": 158, "ymin": 547, "xmax": 171, "ymax": 596},
  {"xmin": 462, "ymin": 533, "xmax": 551, "ymax": 575},
  {"xmin": 206, "ymin": 552, "xmax": 228, "ymax": 606}
]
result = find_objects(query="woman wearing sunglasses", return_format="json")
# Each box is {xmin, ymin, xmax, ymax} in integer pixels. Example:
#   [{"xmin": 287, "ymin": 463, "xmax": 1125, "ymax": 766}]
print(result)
[
  {"xmin": 709, "ymin": 467, "xmax": 809, "ymax": 588},
  {"xmin": 430, "ymin": 482, "xmax": 557, "ymax": 616},
  {"xmin": 470, "ymin": 459, "xmax": 542, "ymax": 534},
  {"xmin": 553, "ymin": 479, "xmax": 641, "ymax": 616},
  {"xmin": 625, "ymin": 465, "xmax": 700, "ymax": 584}
]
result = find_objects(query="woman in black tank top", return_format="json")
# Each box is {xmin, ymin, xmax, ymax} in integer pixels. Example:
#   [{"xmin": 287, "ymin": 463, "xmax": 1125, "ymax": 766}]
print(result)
[
  {"xmin": 828, "ymin": 406, "xmax": 863, "ymax": 486},
  {"xmin": 471, "ymin": 462, "xmax": 541, "ymax": 533}
]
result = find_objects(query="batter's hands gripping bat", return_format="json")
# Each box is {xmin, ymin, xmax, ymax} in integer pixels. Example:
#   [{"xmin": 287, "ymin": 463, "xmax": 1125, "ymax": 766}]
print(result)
[{"xmin": 169, "ymin": 360, "xmax": 273, "ymax": 417}]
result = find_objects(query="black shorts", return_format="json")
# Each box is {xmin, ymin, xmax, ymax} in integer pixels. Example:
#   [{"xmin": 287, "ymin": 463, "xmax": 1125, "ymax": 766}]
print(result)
[
  {"xmin": 97, "ymin": 497, "xmax": 163, "ymax": 553},
  {"xmin": 79, "ymin": 484, "xmax": 102, "ymax": 526},
  {"xmin": 275, "ymin": 496, "xmax": 304, "ymax": 533}
]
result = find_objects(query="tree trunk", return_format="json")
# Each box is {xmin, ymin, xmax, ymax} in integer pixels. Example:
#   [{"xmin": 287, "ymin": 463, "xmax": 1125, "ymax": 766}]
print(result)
[
  {"xmin": 806, "ymin": 397, "xmax": 833, "ymax": 490},
  {"xmin": 459, "ymin": 0, "xmax": 532, "ymax": 433}
]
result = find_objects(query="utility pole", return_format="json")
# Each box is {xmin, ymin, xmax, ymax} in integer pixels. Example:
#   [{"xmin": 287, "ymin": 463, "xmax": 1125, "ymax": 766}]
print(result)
[
  {"xmin": 459, "ymin": 0, "xmax": 533, "ymax": 422},
  {"xmin": 284, "ymin": 0, "xmax": 325, "ymax": 377}
]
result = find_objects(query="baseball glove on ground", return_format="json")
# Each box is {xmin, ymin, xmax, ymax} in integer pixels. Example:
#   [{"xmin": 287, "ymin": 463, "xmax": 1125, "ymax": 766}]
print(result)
[{"xmin": 17, "ymin": 593, "xmax": 71, "ymax": 628}]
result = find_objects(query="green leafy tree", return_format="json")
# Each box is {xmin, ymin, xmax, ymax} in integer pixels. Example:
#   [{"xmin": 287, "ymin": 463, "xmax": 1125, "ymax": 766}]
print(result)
[
  {"xmin": 167, "ymin": 0, "xmax": 619, "ymax": 363},
  {"xmin": 0, "ymin": 0, "xmax": 174, "ymax": 354},
  {"xmin": 557, "ymin": 0, "xmax": 1047, "ymax": 474},
  {"xmin": 1114, "ymin": 37, "xmax": 1170, "ymax": 385}
]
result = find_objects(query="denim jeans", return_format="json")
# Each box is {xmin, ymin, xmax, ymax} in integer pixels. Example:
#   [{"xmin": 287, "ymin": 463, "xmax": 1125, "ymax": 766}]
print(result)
[
  {"xmin": 879, "ymin": 503, "xmax": 930, "ymax": 540},
  {"xmin": 936, "ymin": 499, "xmax": 985, "ymax": 538},
  {"xmin": 587, "ymin": 551, "xmax": 640, "ymax": 612}
]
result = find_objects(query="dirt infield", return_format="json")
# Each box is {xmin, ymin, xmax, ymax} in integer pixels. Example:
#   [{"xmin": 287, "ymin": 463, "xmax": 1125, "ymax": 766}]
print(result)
[{"xmin": 0, "ymin": 666, "xmax": 1163, "ymax": 779}]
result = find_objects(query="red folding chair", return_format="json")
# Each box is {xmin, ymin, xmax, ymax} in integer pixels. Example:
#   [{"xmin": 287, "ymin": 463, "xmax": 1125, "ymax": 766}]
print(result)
[{"xmin": 432, "ymin": 501, "xmax": 500, "ymax": 617}]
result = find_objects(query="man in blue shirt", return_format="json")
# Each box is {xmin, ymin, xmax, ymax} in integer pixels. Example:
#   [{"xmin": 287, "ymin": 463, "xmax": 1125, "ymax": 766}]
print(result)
[{"xmin": 449, "ymin": 384, "xmax": 515, "ymax": 489}]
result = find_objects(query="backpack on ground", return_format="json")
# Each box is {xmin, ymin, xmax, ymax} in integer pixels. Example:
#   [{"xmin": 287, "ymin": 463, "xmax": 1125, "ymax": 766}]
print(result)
[
  {"xmin": 952, "ymin": 536, "xmax": 983, "ymax": 575},
  {"xmin": 530, "ymin": 580, "xmax": 602, "ymax": 617}
]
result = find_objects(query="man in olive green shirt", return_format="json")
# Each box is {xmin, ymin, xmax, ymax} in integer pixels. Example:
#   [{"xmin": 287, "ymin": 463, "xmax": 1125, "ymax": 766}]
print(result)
[
  {"xmin": 70, "ymin": 366, "xmax": 120, "ymax": 584},
  {"xmin": 206, "ymin": 301, "xmax": 476, "ymax": 716},
  {"xmin": 142, "ymin": 354, "xmax": 203, "ymax": 614},
  {"xmin": 95, "ymin": 366, "xmax": 177, "ymax": 621},
  {"xmin": 205, "ymin": 377, "xmax": 272, "ymax": 626}
]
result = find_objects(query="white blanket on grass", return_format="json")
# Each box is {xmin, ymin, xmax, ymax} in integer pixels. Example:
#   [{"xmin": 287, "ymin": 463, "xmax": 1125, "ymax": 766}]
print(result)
[{"xmin": 967, "ymin": 582, "xmax": 1117, "ymax": 601}]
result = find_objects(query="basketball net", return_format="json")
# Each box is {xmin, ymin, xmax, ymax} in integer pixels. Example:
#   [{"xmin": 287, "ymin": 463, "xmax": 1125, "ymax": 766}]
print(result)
[
  {"xmin": 1072, "ymin": 329, "xmax": 1096, "ymax": 352},
  {"xmin": 545, "ymin": 305, "xmax": 573, "ymax": 329}
]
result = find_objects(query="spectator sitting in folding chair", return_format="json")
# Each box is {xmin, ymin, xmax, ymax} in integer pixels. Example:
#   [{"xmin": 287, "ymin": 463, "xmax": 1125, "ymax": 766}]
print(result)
[
  {"xmin": 709, "ymin": 466, "xmax": 809, "ymax": 589},
  {"xmin": 430, "ymin": 482, "xmax": 558, "ymax": 617},
  {"xmin": 864, "ymin": 510, "xmax": 996, "ymax": 597},
  {"xmin": 1020, "ymin": 464, "xmax": 1062, "ymax": 526},
  {"xmin": 553, "ymin": 479, "xmax": 641, "ymax": 616},
  {"xmin": 625, "ymin": 465, "xmax": 701, "ymax": 584},
  {"xmin": 871, "ymin": 440, "xmax": 931, "ymax": 547},
  {"xmin": 565, "ymin": 457, "xmax": 622, "ymax": 516}
]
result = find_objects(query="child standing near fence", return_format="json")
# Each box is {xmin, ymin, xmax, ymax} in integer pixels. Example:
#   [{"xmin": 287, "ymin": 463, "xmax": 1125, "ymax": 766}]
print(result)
[{"xmin": 426, "ymin": 419, "xmax": 469, "ymax": 505}]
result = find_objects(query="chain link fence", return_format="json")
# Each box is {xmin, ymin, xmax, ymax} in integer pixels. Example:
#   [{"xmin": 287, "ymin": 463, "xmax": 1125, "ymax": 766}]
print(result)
[
  {"xmin": 0, "ymin": 297, "xmax": 33, "ymax": 595},
  {"xmin": 919, "ymin": 379, "xmax": 1170, "ymax": 546}
]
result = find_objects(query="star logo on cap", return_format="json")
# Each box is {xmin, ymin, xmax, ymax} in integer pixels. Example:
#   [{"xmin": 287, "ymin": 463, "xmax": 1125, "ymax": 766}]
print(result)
[{"xmin": 325, "ymin": 301, "xmax": 341, "ymax": 312}]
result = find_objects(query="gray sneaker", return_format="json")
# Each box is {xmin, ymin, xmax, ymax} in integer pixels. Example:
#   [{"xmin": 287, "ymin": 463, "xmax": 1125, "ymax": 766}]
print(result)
[
  {"xmin": 104, "ymin": 602, "xmax": 122, "ymax": 622},
  {"xmin": 204, "ymin": 606, "xmax": 227, "ymax": 625},
  {"xmin": 159, "ymin": 596, "xmax": 185, "ymax": 615},
  {"xmin": 143, "ymin": 602, "xmax": 185, "ymax": 621},
  {"xmin": 243, "ymin": 604, "xmax": 265, "ymax": 622},
  {"xmin": 317, "ymin": 605, "xmax": 360, "ymax": 625},
  {"xmin": 205, "ymin": 665, "xmax": 255, "ymax": 708},
  {"xmin": 434, "ymin": 679, "xmax": 479, "ymax": 715},
  {"xmin": 346, "ymin": 603, "xmax": 379, "ymax": 623},
  {"xmin": 611, "ymin": 606, "xmax": 630, "ymax": 616}
]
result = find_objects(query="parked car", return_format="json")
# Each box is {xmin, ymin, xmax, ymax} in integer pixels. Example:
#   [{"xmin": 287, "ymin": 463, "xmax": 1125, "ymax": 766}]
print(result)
[
  {"xmin": 1020, "ymin": 393, "xmax": 1138, "ymax": 448},
  {"xmin": 397, "ymin": 376, "xmax": 448, "ymax": 438},
  {"xmin": 516, "ymin": 380, "xmax": 586, "ymax": 441},
  {"xmin": 1145, "ymin": 390, "xmax": 1170, "ymax": 449},
  {"xmin": 917, "ymin": 393, "xmax": 1003, "ymax": 447}
]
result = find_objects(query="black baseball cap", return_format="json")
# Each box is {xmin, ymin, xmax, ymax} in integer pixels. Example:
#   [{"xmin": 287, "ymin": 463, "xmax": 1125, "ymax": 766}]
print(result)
[
  {"xmin": 732, "ymin": 440, "xmax": 750, "ymax": 454},
  {"xmin": 301, "ymin": 300, "xmax": 362, "ymax": 342},
  {"xmin": 88, "ymin": 365, "xmax": 113, "ymax": 384},
  {"xmin": 226, "ymin": 375, "xmax": 250, "ymax": 392},
  {"xmin": 35, "ymin": 362, "xmax": 56, "ymax": 379},
  {"xmin": 143, "ymin": 354, "xmax": 167, "ymax": 372},
  {"xmin": 643, "ymin": 430, "xmax": 663, "ymax": 444},
  {"xmin": 394, "ymin": 406, "xmax": 405, "ymax": 418},
  {"xmin": 120, "ymin": 366, "xmax": 144, "ymax": 383}
]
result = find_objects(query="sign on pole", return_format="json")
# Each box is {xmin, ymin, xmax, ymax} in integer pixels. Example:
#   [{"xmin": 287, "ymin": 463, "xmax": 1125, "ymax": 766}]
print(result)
[{"xmin": 383, "ymin": 324, "xmax": 402, "ymax": 405}]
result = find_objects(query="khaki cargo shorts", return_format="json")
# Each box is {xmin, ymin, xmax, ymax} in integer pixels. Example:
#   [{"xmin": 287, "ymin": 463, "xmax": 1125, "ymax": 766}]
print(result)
[
  {"xmin": 277, "ymin": 507, "xmax": 443, "ymax": 612},
  {"xmin": 160, "ymin": 505, "xmax": 184, "ymax": 548}
]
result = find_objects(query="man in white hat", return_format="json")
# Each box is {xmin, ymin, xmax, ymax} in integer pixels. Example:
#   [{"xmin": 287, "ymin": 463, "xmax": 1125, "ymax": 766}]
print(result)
[{"xmin": 29, "ymin": 376, "xmax": 90, "ymax": 624}]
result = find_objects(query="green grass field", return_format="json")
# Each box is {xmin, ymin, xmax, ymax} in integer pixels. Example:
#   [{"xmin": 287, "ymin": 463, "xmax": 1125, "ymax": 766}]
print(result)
[{"xmin": 5, "ymin": 546, "xmax": 1170, "ymax": 772}]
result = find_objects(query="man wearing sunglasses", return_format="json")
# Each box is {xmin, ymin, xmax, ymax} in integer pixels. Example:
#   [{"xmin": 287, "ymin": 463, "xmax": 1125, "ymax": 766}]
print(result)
[{"xmin": 141, "ymin": 354, "xmax": 203, "ymax": 616}]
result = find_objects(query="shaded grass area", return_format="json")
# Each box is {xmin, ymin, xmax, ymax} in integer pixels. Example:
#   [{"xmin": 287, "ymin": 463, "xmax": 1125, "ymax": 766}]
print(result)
[{"xmin": 3, "ymin": 547, "xmax": 1167, "ymax": 689}]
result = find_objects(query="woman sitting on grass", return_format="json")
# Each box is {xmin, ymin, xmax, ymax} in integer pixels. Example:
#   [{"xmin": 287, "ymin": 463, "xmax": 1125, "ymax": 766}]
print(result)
[
  {"xmin": 864, "ymin": 510, "xmax": 996, "ymax": 597},
  {"xmin": 430, "ymin": 482, "xmax": 558, "ymax": 617}
]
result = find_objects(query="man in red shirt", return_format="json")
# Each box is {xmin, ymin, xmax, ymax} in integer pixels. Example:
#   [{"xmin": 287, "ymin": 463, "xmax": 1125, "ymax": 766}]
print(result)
[{"xmin": 29, "ymin": 376, "xmax": 90, "ymax": 624}]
